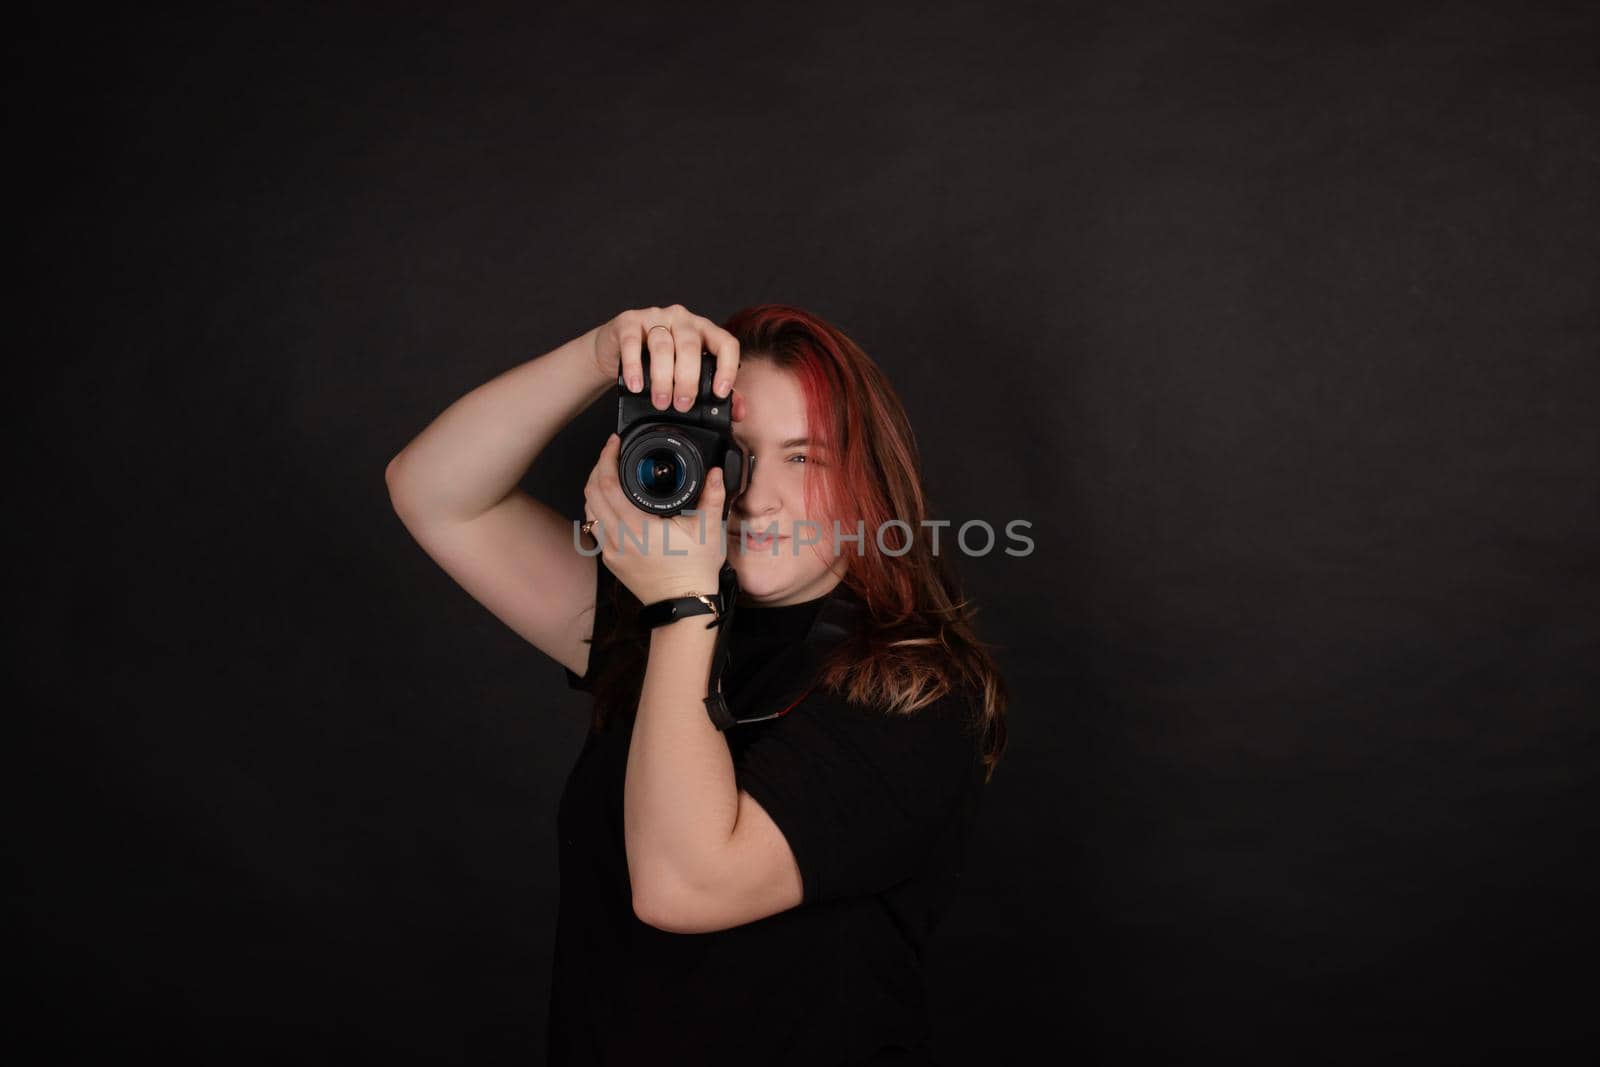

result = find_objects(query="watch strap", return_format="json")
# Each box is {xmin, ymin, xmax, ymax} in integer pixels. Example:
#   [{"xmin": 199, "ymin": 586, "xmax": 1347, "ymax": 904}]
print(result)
[{"xmin": 636, "ymin": 591, "xmax": 724, "ymax": 630}]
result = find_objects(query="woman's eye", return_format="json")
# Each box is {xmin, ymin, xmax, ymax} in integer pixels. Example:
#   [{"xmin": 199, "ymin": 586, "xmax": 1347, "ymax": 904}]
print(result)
[{"xmin": 787, "ymin": 454, "xmax": 808, "ymax": 464}]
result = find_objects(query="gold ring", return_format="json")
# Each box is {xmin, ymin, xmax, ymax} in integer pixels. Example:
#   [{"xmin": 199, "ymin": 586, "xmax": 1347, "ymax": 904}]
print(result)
[
  {"xmin": 580, "ymin": 519, "xmax": 598, "ymax": 537},
  {"xmin": 647, "ymin": 324, "xmax": 672, "ymax": 336}
]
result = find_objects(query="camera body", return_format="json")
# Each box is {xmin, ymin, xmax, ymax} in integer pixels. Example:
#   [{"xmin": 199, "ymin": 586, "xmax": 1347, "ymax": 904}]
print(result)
[{"xmin": 616, "ymin": 347, "xmax": 751, "ymax": 520}]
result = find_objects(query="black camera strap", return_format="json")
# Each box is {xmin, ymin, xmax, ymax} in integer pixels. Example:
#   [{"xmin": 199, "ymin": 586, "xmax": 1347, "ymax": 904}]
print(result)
[
  {"xmin": 702, "ymin": 561, "xmax": 743, "ymax": 729},
  {"xmin": 702, "ymin": 562, "xmax": 866, "ymax": 731}
]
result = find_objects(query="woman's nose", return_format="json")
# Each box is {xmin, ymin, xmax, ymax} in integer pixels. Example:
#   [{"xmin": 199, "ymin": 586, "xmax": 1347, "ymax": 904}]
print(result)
[{"xmin": 735, "ymin": 455, "xmax": 780, "ymax": 516}]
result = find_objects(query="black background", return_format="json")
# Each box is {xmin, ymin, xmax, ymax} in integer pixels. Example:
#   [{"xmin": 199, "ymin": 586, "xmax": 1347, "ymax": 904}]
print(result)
[{"xmin": 14, "ymin": 1, "xmax": 1599, "ymax": 1063}]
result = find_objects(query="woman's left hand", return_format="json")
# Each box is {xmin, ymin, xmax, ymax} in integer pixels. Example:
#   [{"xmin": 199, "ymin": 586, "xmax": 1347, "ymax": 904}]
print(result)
[{"xmin": 582, "ymin": 432, "xmax": 728, "ymax": 604}]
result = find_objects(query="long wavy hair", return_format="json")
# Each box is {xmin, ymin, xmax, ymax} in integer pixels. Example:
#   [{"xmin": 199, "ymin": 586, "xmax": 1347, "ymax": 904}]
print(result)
[{"xmin": 584, "ymin": 303, "xmax": 1009, "ymax": 784}]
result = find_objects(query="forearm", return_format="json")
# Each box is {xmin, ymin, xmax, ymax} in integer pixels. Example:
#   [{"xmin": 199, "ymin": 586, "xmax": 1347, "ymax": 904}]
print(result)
[
  {"xmin": 385, "ymin": 325, "xmax": 614, "ymax": 524},
  {"xmin": 623, "ymin": 616, "xmax": 737, "ymax": 907}
]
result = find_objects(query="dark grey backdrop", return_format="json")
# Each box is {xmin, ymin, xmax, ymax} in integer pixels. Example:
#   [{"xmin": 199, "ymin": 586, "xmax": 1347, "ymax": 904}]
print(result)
[{"xmin": 15, "ymin": 1, "xmax": 1599, "ymax": 1063}]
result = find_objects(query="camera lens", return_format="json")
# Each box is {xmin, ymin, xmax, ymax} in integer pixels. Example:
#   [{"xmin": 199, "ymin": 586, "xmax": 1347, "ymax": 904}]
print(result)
[
  {"xmin": 636, "ymin": 448, "xmax": 686, "ymax": 499},
  {"xmin": 617, "ymin": 429, "xmax": 705, "ymax": 516}
]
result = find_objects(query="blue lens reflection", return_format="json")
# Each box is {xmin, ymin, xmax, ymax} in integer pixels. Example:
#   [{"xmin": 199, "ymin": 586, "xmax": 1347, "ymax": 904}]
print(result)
[{"xmin": 637, "ymin": 449, "xmax": 687, "ymax": 497}]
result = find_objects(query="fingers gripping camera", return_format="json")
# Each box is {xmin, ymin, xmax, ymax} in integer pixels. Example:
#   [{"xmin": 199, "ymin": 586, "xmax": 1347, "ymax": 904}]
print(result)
[{"xmin": 615, "ymin": 347, "xmax": 752, "ymax": 523}]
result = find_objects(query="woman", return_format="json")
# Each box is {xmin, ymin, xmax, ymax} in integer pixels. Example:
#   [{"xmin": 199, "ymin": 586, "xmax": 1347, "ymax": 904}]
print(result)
[{"xmin": 385, "ymin": 303, "xmax": 1008, "ymax": 1065}]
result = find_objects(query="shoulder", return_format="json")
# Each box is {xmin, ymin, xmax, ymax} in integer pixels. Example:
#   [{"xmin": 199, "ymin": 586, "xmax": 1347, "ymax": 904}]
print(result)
[
  {"xmin": 731, "ymin": 682, "xmax": 982, "ymax": 905},
  {"xmin": 777, "ymin": 683, "xmax": 983, "ymax": 793},
  {"xmin": 810, "ymin": 678, "xmax": 981, "ymax": 736}
]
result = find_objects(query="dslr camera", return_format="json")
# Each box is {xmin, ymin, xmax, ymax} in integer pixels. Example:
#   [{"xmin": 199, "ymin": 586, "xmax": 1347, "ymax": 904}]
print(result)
[{"xmin": 616, "ymin": 347, "xmax": 752, "ymax": 521}]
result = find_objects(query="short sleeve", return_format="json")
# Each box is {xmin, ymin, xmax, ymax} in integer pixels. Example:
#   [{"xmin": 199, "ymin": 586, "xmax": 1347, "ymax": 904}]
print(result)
[
  {"xmin": 733, "ymin": 687, "xmax": 982, "ymax": 905},
  {"xmin": 563, "ymin": 555, "xmax": 620, "ymax": 692}
]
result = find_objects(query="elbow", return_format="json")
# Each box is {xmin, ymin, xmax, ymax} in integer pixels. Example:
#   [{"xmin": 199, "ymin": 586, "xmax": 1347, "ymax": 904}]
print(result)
[
  {"xmin": 631, "ymin": 882, "xmax": 682, "ymax": 933},
  {"xmin": 631, "ymin": 890, "xmax": 671, "ymax": 932},
  {"xmin": 630, "ymin": 870, "xmax": 706, "ymax": 935},
  {"xmin": 384, "ymin": 453, "xmax": 416, "ymax": 518},
  {"xmin": 384, "ymin": 452, "xmax": 406, "ymax": 495}
]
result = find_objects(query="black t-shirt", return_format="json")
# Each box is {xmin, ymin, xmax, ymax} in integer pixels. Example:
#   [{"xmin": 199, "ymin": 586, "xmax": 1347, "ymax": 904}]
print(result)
[{"xmin": 550, "ymin": 557, "xmax": 987, "ymax": 1066}]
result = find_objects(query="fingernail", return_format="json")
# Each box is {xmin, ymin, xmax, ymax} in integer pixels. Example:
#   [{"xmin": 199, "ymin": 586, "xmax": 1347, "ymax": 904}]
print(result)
[
  {"xmin": 653, "ymin": 391, "xmax": 668, "ymax": 409},
  {"xmin": 713, "ymin": 379, "xmax": 727, "ymax": 397},
  {"xmin": 627, "ymin": 373, "xmax": 641, "ymax": 391}
]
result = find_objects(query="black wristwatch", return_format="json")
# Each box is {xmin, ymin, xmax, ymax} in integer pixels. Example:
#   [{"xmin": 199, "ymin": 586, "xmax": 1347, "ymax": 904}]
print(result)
[{"xmin": 637, "ymin": 591, "xmax": 726, "ymax": 630}]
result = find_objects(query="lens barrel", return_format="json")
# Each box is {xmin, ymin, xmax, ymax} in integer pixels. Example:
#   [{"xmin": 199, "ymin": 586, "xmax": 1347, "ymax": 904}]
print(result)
[{"xmin": 618, "ymin": 428, "xmax": 705, "ymax": 515}]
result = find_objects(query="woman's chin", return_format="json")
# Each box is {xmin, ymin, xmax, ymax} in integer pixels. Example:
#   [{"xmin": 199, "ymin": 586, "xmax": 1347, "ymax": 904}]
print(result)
[
  {"xmin": 729, "ymin": 555, "xmax": 807, "ymax": 598},
  {"xmin": 729, "ymin": 556, "xmax": 779, "ymax": 590},
  {"xmin": 730, "ymin": 553, "xmax": 844, "ymax": 605}
]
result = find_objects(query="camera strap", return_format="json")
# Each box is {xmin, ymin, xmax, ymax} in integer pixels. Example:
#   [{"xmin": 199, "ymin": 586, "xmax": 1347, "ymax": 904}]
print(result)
[
  {"xmin": 702, "ymin": 561, "xmax": 742, "ymax": 729},
  {"xmin": 702, "ymin": 562, "xmax": 866, "ymax": 731}
]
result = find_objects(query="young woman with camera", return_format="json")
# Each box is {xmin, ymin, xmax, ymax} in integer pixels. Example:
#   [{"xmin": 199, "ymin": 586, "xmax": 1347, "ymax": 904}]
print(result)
[{"xmin": 385, "ymin": 302, "xmax": 1008, "ymax": 1066}]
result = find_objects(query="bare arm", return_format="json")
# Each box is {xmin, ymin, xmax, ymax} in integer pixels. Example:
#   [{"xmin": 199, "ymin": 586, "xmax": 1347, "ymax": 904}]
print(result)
[
  {"xmin": 384, "ymin": 303, "xmax": 746, "ymax": 683},
  {"xmin": 625, "ymin": 613, "xmax": 807, "ymax": 933},
  {"xmin": 383, "ymin": 325, "xmax": 614, "ymax": 676}
]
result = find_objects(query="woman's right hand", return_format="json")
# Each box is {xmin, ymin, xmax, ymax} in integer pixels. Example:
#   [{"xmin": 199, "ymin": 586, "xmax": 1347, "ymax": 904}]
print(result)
[{"xmin": 591, "ymin": 304, "xmax": 745, "ymax": 416}]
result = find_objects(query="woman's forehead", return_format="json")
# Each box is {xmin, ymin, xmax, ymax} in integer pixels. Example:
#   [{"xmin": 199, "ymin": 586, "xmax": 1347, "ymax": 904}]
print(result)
[
  {"xmin": 732, "ymin": 360, "xmax": 810, "ymax": 444},
  {"xmin": 732, "ymin": 420, "xmax": 809, "ymax": 448}
]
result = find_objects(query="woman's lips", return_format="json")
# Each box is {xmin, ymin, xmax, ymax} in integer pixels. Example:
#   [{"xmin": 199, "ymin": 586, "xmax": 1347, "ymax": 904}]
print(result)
[{"xmin": 733, "ymin": 528, "xmax": 788, "ymax": 549}]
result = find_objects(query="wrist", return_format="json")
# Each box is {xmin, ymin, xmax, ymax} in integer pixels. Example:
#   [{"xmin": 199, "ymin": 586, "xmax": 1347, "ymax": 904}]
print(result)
[
  {"xmin": 643, "ymin": 612, "xmax": 720, "ymax": 672},
  {"xmin": 634, "ymin": 576, "xmax": 722, "ymax": 606},
  {"xmin": 647, "ymin": 611, "xmax": 725, "ymax": 636},
  {"xmin": 635, "ymin": 568, "xmax": 732, "ymax": 632},
  {"xmin": 583, "ymin": 323, "xmax": 624, "ymax": 390}
]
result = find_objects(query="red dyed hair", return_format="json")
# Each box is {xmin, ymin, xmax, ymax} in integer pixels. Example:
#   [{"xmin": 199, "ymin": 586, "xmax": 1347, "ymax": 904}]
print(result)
[{"xmin": 723, "ymin": 303, "xmax": 1008, "ymax": 782}]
